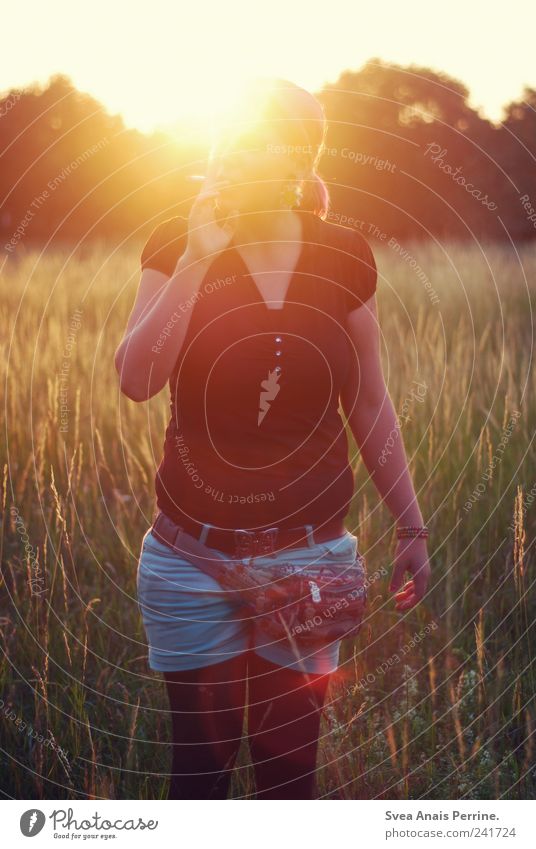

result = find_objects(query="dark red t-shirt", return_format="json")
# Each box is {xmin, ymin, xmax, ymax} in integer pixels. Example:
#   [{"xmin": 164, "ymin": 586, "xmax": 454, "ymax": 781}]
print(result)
[{"xmin": 140, "ymin": 209, "xmax": 377, "ymax": 531}]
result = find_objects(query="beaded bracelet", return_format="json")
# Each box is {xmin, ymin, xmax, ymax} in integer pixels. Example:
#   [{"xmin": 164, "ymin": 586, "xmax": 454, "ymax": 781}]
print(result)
[{"xmin": 396, "ymin": 525, "xmax": 430, "ymax": 539}]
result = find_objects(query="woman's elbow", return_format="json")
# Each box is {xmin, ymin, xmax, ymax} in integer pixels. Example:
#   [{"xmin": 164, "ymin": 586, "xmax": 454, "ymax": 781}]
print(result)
[
  {"xmin": 118, "ymin": 378, "xmax": 149, "ymax": 402},
  {"xmin": 114, "ymin": 346, "xmax": 149, "ymax": 402},
  {"xmin": 114, "ymin": 338, "xmax": 170, "ymax": 401},
  {"xmin": 116, "ymin": 368, "xmax": 148, "ymax": 402}
]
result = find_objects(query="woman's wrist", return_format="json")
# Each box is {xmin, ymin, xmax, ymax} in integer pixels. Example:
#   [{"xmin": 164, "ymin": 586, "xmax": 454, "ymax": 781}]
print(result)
[
  {"xmin": 395, "ymin": 511, "xmax": 425, "ymax": 528},
  {"xmin": 397, "ymin": 526, "xmax": 429, "ymax": 540},
  {"xmin": 394, "ymin": 507, "xmax": 428, "ymax": 539},
  {"xmin": 174, "ymin": 249, "xmax": 213, "ymax": 274}
]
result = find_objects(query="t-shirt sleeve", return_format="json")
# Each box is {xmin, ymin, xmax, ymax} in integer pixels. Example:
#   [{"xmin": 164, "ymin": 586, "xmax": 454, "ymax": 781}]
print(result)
[
  {"xmin": 140, "ymin": 217, "xmax": 189, "ymax": 276},
  {"xmin": 343, "ymin": 228, "xmax": 378, "ymax": 312}
]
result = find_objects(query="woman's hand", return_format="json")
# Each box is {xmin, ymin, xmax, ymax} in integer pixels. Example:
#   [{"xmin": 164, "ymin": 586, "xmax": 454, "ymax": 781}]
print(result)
[
  {"xmin": 389, "ymin": 537, "xmax": 431, "ymax": 612},
  {"xmin": 185, "ymin": 176, "xmax": 240, "ymax": 263}
]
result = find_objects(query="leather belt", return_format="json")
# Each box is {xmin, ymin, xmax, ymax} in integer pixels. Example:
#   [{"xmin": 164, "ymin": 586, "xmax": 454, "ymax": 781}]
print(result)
[{"xmin": 150, "ymin": 510, "xmax": 346, "ymax": 558}]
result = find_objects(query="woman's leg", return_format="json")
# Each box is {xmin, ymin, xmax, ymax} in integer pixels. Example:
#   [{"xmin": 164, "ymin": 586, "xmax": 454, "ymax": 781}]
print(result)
[
  {"xmin": 247, "ymin": 651, "xmax": 331, "ymax": 799},
  {"xmin": 163, "ymin": 652, "xmax": 248, "ymax": 799}
]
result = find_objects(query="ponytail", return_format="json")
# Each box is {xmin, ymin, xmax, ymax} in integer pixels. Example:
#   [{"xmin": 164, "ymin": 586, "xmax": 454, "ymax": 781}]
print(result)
[
  {"xmin": 300, "ymin": 170, "xmax": 330, "ymax": 220},
  {"xmin": 259, "ymin": 78, "xmax": 331, "ymax": 220}
]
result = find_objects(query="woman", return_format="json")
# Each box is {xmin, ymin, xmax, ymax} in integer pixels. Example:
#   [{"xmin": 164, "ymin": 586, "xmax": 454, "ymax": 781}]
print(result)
[{"xmin": 115, "ymin": 78, "xmax": 431, "ymax": 799}]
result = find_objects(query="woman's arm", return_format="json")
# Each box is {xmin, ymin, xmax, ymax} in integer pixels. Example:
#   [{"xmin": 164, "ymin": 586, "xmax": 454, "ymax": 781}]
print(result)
[
  {"xmin": 114, "ymin": 252, "xmax": 213, "ymax": 402},
  {"xmin": 115, "ymin": 177, "xmax": 237, "ymax": 402},
  {"xmin": 340, "ymin": 294, "xmax": 431, "ymax": 610}
]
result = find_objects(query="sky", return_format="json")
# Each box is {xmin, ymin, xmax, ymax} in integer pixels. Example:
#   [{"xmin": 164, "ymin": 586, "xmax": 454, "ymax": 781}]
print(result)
[{"xmin": 3, "ymin": 0, "xmax": 535, "ymax": 136}]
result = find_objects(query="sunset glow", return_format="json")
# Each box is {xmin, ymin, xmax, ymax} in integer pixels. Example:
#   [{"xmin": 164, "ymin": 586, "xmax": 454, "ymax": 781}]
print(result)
[{"xmin": 1, "ymin": 0, "xmax": 535, "ymax": 138}]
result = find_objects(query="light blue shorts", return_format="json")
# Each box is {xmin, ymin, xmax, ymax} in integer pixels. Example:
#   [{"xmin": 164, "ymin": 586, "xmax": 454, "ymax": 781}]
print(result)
[{"xmin": 136, "ymin": 525, "xmax": 359, "ymax": 675}]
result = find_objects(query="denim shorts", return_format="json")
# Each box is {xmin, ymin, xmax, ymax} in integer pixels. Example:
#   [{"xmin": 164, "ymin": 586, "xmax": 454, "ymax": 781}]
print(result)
[{"xmin": 136, "ymin": 525, "xmax": 359, "ymax": 675}]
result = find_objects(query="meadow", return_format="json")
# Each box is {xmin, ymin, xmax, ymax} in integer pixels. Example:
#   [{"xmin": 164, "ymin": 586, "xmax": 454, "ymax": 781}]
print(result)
[{"xmin": 1, "ymin": 235, "xmax": 535, "ymax": 799}]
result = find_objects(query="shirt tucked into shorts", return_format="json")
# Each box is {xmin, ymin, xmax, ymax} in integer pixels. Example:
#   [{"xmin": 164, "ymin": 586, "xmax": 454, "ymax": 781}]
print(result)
[{"xmin": 137, "ymin": 525, "xmax": 360, "ymax": 675}]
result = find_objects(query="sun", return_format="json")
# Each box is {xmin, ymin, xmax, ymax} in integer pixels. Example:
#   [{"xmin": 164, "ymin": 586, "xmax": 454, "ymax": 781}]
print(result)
[{"xmin": 145, "ymin": 71, "xmax": 268, "ymax": 146}]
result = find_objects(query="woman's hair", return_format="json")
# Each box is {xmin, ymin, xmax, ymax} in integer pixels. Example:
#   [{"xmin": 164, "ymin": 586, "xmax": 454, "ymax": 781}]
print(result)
[
  {"xmin": 212, "ymin": 77, "xmax": 330, "ymax": 220},
  {"xmin": 261, "ymin": 78, "xmax": 330, "ymax": 220}
]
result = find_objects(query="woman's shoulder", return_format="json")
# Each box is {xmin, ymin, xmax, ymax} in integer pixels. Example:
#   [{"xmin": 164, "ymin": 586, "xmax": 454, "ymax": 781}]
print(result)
[
  {"xmin": 316, "ymin": 214, "xmax": 373, "ymax": 254},
  {"xmin": 140, "ymin": 216, "xmax": 189, "ymax": 276},
  {"xmin": 315, "ymin": 216, "xmax": 378, "ymax": 310}
]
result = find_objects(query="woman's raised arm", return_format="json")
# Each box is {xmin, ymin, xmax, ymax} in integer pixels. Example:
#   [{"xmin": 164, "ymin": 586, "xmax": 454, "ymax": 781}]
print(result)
[
  {"xmin": 114, "ymin": 254, "xmax": 213, "ymax": 402},
  {"xmin": 114, "ymin": 178, "xmax": 238, "ymax": 402}
]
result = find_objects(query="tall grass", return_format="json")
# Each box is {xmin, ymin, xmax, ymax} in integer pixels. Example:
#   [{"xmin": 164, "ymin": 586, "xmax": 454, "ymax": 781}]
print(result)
[{"xmin": 1, "ymin": 237, "xmax": 535, "ymax": 799}]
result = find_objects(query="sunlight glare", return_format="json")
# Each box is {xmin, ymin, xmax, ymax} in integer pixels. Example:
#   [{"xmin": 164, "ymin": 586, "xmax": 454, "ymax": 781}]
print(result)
[{"xmin": 154, "ymin": 71, "xmax": 266, "ymax": 147}]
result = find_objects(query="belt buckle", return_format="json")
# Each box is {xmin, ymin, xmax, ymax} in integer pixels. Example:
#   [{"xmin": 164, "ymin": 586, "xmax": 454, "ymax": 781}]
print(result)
[{"xmin": 233, "ymin": 527, "xmax": 279, "ymax": 558}]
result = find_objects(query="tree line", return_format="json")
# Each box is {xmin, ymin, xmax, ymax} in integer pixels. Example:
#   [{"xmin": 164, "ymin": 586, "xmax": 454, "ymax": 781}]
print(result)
[{"xmin": 1, "ymin": 60, "xmax": 535, "ymax": 255}]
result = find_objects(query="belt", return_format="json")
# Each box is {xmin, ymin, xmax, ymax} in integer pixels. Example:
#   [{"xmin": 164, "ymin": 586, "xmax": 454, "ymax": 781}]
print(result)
[{"xmin": 150, "ymin": 510, "xmax": 346, "ymax": 558}]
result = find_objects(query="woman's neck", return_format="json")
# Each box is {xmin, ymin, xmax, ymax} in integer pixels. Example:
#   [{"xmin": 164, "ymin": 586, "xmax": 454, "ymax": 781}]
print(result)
[{"xmin": 232, "ymin": 208, "xmax": 301, "ymax": 246}]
